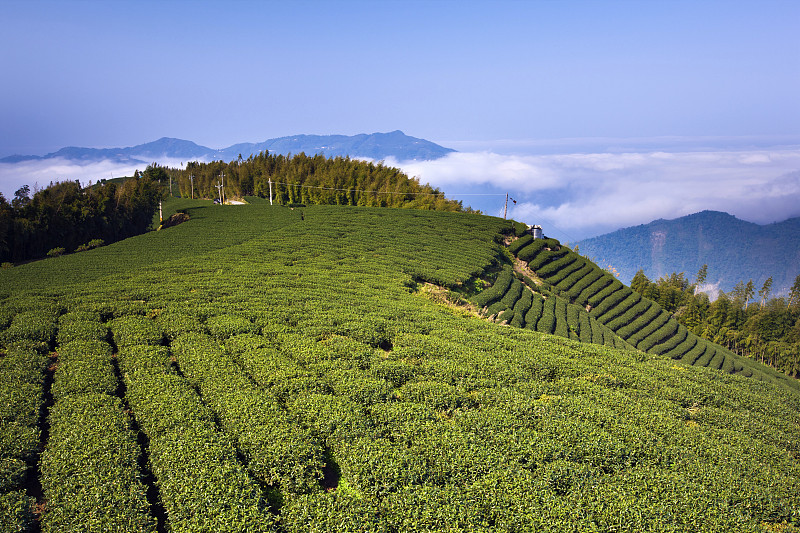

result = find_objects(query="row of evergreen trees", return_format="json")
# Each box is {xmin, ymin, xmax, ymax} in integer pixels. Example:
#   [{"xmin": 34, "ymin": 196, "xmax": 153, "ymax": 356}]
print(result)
[
  {"xmin": 0, "ymin": 171, "xmax": 161, "ymax": 264},
  {"xmin": 631, "ymin": 267, "xmax": 800, "ymax": 377},
  {"xmin": 171, "ymin": 151, "xmax": 472, "ymax": 211}
]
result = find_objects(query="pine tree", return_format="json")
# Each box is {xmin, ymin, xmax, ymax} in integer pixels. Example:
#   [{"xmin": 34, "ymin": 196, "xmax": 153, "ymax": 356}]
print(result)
[
  {"xmin": 758, "ymin": 277, "xmax": 773, "ymax": 309},
  {"xmin": 694, "ymin": 264, "xmax": 708, "ymax": 294},
  {"xmin": 788, "ymin": 274, "xmax": 800, "ymax": 310}
]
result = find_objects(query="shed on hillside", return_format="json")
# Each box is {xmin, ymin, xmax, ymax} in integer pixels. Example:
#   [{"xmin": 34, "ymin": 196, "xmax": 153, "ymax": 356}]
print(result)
[{"xmin": 527, "ymin": 225, "xmax": 543, "ymax": 239}]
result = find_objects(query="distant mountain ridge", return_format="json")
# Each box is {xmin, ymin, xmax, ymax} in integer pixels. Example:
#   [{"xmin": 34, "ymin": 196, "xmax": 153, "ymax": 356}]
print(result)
[
  {"xmin": 575, "ymin": 210, "xmax": 800, "ymax": 294},
  {"xmin": 0, "ymin": 130, "xmax": 455, "ymax": 164}
]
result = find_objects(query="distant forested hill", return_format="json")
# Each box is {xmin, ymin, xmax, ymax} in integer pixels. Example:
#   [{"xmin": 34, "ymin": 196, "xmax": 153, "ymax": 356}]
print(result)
[{"xmin": 575, "ymin": 210, "xmax": 800, "ymax": 294}]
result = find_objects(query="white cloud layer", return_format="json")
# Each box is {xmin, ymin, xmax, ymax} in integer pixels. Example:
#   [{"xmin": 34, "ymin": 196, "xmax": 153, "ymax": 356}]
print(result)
[
  {"xmin": 388, "ymin": 148, "xmax": 800, "ymax": 240},
  {"xmin": 0, "ymin": 157, "xmax": 188, "ymax": 199},
  {"xmin": 3, "ymin": 148, "xmax": 799, "ymax": 242}
]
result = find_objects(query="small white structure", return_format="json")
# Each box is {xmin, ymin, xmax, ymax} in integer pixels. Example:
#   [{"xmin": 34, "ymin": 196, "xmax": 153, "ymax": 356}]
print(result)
[{"xmin": 527, "ymin": 224, "xmax": 543, "ymax": 239}]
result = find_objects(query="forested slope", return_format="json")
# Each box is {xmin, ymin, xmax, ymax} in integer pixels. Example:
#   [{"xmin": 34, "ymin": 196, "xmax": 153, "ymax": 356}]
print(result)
[
  {"xmin": 1, "ymin": 202, "xmax": 799, "ymax": 532},
  {"xmin": 575, "ymin": 210, "xmax": 800, "ymax": 293}
]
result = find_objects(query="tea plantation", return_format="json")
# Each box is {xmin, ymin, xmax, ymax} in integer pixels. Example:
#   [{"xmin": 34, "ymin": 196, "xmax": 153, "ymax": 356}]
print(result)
[
  {"xmin": 478, "ymin": 234, "xmax": 799, "ymax": 394},
  {"xmin": 1, "ymin": 201, "xmax": 799, "ymax": 532}
]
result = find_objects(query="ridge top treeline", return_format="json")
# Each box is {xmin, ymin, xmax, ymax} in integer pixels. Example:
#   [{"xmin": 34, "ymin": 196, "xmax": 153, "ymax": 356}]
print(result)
[
  {"xmin": 172, "ymin": 151, "xmax": 474, "ymax": 212},
  {"xmin": 0, "ymin": 176, "xmax": 161, "ymax": 264}
]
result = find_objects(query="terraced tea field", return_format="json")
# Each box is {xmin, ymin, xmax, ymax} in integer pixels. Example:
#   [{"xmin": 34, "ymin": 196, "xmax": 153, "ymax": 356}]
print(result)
[
  {"xmin": 1, "ymin": 202, "xmax": 799, "ymax": 532},
  {"xmin": 476, "ymin": 234, "xmax": 798, "ymax": 393}
]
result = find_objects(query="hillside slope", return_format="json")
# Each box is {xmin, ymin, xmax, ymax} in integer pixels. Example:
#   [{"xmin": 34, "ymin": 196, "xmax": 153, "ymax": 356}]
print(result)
[
  {"xmin": 1, "ymin": 203, "xmax": 798, "ymax": 532},
  {"xmin": 575, "ymin": 210, "xmax": 800, "ymax": 294},
  {"xmin": 476, "ymin": 233, "xmax": 798, "ymax": 393}
]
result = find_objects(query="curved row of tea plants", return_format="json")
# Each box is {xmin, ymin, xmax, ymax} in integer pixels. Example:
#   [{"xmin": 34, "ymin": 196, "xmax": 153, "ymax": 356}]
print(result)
[
  {"xmin": 501, "ymin": 235, "xmax": 799, "ymax": 393},
  {"xmin": 472, "ymin": 265, "xmax": 632, "ymax": 351}
]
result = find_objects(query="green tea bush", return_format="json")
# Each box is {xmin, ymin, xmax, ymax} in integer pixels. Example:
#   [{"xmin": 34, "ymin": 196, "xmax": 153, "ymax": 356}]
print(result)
[
  {"xmin": 537, "ymin": 298, "xmax": 556, "ymax": 334},
  {"xmin": 110, "ymin": 315, "xmax": 163, "ymax": 347},
  {"xmin": 605, "ymin": 300, "xmax": 650, "ymax": 332},
  {"xmin": 527, "ymin": 248, "xmax": 569, "ymax": 271},
  {"xmin": 330, "ymin": 371, "xmax": 392, "ymax": 406},
  {"xmin": 616, "ymin": 303, "xmax": 664, "ymax": 341},
  {"xmin": 500, "ymin": 279, "xmax": 523, "ymax": 309},
  {"xmin": 634, "ymin": 315, "xmax": 676, "ymax": 351},
  {"xmin": 694, "ymin": 344, "xmax": 717, "ymax": 368},
  {"xmin": 553, "ymin": 297, "xmax": 570, "ymax": 338},
  {"xmin": 123, "ymin": 372, "xmax": 273, "ymax": 531},
  {"xmin": 541, "ymin": 256, "xmax": 584, "ymax": 284},
  {"xmin": 663, "ymin": 331, "xmax": 696, "ymax": 359},
  {"xmin": 0, "ymin": 345, "xmax": 47, "ymax": 492},
  {"xmin": 1, "ymin": 311, "xmax": 57, "ymax": 348},
  {"xmin": 287, "ymin": 393, "xmax": 374, "ymax": 445},
  {"xmin": 3, "ymin": 201, "xmax": 799, "ymax": 531},
  {"xmin": 472, "ymin": 268, "xmax": 513, "ymax": 308},
  {"xmin": 681, "ymin": 340, "xmax": 708, "ymax": 365},
  {"xmin": 497, "ymin": 308, "xmax": 515, "ymax": 324},
  {"xmin": 155, "ymin": 309, "xmax": 208, "ymax": 340},
  {"xmin": 524, "ymin": 294, "xmax": 544, "ymax": 330},
  {"xmin": 485, "ymin": 301, "xmax": 509, "ymax": 318},
  {"xmin": 40, "ymin": 393, "xmax": 155, "ymax": 533},
  {"xmin": 55, "ymin": 319, "xmax": 108, "ymax": 345},
  {"xmin": 372, "ymin": 360, "xmax": 415, "ymax": 387},
  {"xmin": 555, "ymin": 263, "xmax": 594, "ymax": 292},
  {"xmin": 117, "ymin": 344, "xmax": 173, "ymax": 377},
  {"xmin": 708, "ymin": 349, "xmax": 726, "ymax": 370},
  {"xmin": 516, "ymin": 239, "xmax": 548, "ymax": 262},
  {"xmin": 206, "ymin": 314, "xmax": 258, "ymax": 340},
  {"xmin": 594, "ymin": 291, "xmax": 639, "ymax": 324},
  {"xmin": 567, "ymin": 269, "xmax": 606, "ymax": 301},
  {"xmin": 587, "ymin": 284, "xmax": 627, "ymax": 315},
  {"xmin": 508, "ymin": 234, "xmax": 533, "ymax": 254},
  {"xmin": 51, "ymin": 340, "xmax": 117, "ymax": 400},
  {"xmin": 0, "ymin": 490, "xmax": 35, "ymax": 532},
  {"xmin": 513, "ymin": 289, "xmax": 533, "ymax": 317},
  {"xmin": 172, "ymin": 332, "xmax": 326, "ymax": 493}
]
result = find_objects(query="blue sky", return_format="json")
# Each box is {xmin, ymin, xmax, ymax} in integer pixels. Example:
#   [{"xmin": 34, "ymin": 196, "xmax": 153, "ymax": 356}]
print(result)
[{"xmin": 1, "ymin": 0, "xmax": 799, "ymax": 238}]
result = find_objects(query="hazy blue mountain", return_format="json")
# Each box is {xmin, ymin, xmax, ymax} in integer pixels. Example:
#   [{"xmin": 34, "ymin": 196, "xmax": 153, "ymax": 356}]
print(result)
[
  {"xmin": 0, "ymin": 131, "xmax": 454, "ymax": 164},
  {"xmin": 574, "ymin": 210, "xmax": 800, "ymax": 295},
  {"xmin": 217, "ymin": 130, "xmax": 455, "ymax": 162}
]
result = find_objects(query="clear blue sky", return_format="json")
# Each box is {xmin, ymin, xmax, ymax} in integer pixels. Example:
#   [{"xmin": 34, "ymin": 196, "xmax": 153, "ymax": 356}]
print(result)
[{"xmin": 2, "ymin": 0, "xmax": 798, "ymax": 156}]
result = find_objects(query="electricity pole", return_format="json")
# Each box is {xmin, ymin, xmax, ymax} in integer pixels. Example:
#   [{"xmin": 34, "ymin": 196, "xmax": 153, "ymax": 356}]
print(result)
[
  {"xmin": 189, "ymin": 174, "xmax": 194, "ymax": 199},
  {"xmin": 220, "ymin": 171, "xmax": 226, "ymax": 204},
  {"xmin": 503, "ymin": 193, "xmax": 516, "ymax": 220},
  {"xmin": 268, "ymin": 178, "xmax": 273, "ymax": 205}
]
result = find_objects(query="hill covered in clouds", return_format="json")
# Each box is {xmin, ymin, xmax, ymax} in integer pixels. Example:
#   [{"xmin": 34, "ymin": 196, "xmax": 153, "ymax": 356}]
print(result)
[
  {"xmin": 0, "ymin": 131, "xmax": 455, "ymax": 165},
  {"xmin": 574, "ymin": 210, "xmax": 800, "ymax": 295}
]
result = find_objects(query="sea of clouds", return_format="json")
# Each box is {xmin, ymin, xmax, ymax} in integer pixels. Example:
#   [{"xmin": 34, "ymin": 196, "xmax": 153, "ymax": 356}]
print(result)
[
  {"xmin": 2, "ymin": 144, "xmax": 799, "ymax": 241},
  {"xmin": 388, "ymin": 145, "xmax": 800, "ymax": 241}
]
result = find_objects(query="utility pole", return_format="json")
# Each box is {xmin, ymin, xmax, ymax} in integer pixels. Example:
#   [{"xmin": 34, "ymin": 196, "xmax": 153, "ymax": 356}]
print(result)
[
  {"xmin": 169, "ymin": 174, "xmax": 172, "ymax": 198},
  {"xmin": 189, "ymin": 174, "xmax": 194, "ymax": 199},
  {"xmin": 268, "ymin": 178, "xmax": 273, "ymax": 205},
  {"xmin": 220, "ymin": 171, "xmax": 226, "ymax": 204},
  {"xmin": 215, "ymin": 181, "xmax": 223, "ymax": 204},
  {"xmin": 503, "ymin": 193, "xmax": 516, "ymax": 220}
]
